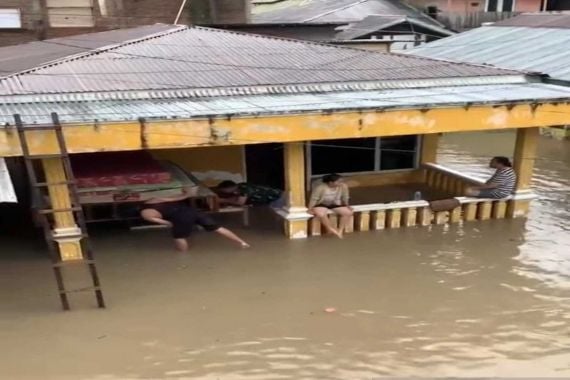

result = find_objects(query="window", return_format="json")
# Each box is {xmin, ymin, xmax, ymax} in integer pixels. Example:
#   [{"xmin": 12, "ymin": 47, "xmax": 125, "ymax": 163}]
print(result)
[
  {"xmin": 309, "ymin": 136, "xmax": 419, "ymax": 176},
  {"xmin": 0, "ymin": 9, "xmax": 22, "ymax": 29},
  {"xmin": 47, "ymin": 0, "xmax": 94, "ymax": 27},
  {"xmin": 485, "ymin": 0, "xmax": 515, "ymax": 11}
]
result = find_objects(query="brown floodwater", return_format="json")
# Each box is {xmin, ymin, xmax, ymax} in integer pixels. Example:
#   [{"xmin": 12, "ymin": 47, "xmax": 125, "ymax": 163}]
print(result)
[{"xmin": 1, "ymin": 131, "xmax": 569, "ymax": 379}]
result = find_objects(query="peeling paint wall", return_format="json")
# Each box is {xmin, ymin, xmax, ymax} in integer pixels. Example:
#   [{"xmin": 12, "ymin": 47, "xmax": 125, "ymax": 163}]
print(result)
[
  {"xmin": 151, "ymin": 146, "xmax": 245, "ymax": 186},
  {"xmin": 2, "ymin": 103, "xmax": 570, "ymax": 157}
]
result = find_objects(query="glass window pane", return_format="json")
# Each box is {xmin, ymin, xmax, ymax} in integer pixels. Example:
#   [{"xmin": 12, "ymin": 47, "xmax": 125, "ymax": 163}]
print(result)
[
  {"xmin": 486, "ymin": 0, "xmax": 498, "ymax": 11},
  {"xmin": 379, "ymin": 136, "xmax": 418, "ymax": 171},
  {"xmin": 311, "ymin": 138, "xmax": 376, "ymax": 175},
  {"xmin": 0, "ymin": 9, "xmax": 22, "ymax": 29},
  {"xmin": 501, "ymin": 0, "xmax": 513, "ymax": 11}
]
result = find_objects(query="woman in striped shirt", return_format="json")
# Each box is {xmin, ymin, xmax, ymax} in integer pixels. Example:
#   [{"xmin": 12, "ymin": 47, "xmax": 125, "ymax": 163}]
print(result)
[{"xmin": 465, "ymin": 156, "xmax": 517, "ymax": 199}]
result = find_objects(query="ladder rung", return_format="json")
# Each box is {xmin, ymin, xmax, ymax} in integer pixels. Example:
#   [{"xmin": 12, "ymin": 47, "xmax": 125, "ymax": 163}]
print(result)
[
  {"xmin": 34, "ymin": 180, "xmax": 77, "ymax": 187},
  {"xmin": 24, "ymin": 153, "xmax": 69, "ymax": 160},
  {"xmin": 59, "ymin": 286, "xmax": 101, "ymax": 294},
  {"xmin": 49, "ymin": 233, "xmax": 89, "ymax": 240},
  {"xmin": 38, "ymin": 207, "xmax": 83, "ymax": 214},
  {"xmin": 53, "ymin": 259, "xmax": 95, "ymax": 268}
]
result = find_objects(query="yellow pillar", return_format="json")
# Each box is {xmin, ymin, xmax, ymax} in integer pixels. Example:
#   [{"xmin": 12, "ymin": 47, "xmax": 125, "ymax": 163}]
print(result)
[
  {"xmin": 421, "ymin": 133, "xmax": 440, "ymax": 183},
  {"xmin": 42, "ymin": 158, "xmax": 84, "ymax": 261},
  {"xmin": 508, "ymin": 127, "xmax": 538, "ymax": 218},
  {"xmin": 420, "ymin": 133, "xmax": 440, "ymax": 164},
  {"xmin": 283, "ymin": 142, "xmax": 308, "ymax": 239},
  {"xmin": 512, "ymin": 127, "xmax": 538, "ymax": 190}
]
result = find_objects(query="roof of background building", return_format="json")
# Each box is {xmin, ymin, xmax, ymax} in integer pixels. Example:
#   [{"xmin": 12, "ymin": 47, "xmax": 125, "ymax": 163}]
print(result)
[
  {"xmin": 252, "ymin": 0, "xmax": 445, "ymax": 29},
  {"xmin": 0, "ymin": 24, "xmax": 178, "ymax": 77},
  {"xmin": 0, "ymin": 25, "xmax": 520, "ymax": 97},
  {"xmin": 335, "ymin": 14, "xmax": 454, "ymax": 40},
  {"xmin": 406, "ymin": 13, "xmax": 570, "ymax": 81},
  {"xmin": 492, "ymin": 12, "xmax": 570, "ymax": 28}
]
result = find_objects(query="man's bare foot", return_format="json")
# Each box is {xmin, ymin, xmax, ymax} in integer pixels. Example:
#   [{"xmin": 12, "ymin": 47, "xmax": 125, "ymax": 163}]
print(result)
[
  {"xmin": 326, "ymin": 229, "xmax": 343, "ymax": 239},
  {"xmin": 240, "ymin": 242, "xmax": 251, "ymax": 248}
]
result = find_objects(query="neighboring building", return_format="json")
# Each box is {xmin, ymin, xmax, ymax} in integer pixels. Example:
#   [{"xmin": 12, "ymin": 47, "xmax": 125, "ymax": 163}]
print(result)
[
  {"xmin": 239, "ymin": 0, "xmax": 452, "ymax": 51},
  {"xmin": 407, "ymin": 11, "xmax": 570, "ymax": 138},
  {"xmin": 402, "ymin": 0, "xmax": 542, "ymax": 30},
  {"xmin": 0, "ymin": 0, "xmax": 249, "ymax": 47},
  {"xmin": 335, "ymin": 14, "xmax": 453, "ymax": 51}
]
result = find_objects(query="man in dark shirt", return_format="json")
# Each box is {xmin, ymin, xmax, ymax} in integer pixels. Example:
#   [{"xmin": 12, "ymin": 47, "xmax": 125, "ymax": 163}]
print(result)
[{"xmin": 215, "ymin": 180, "xmax": 285, "ymax": 209}]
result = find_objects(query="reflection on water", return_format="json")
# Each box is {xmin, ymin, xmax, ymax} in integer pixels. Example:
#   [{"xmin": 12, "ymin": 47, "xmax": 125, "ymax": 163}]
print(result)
[{"xmin": 1, "ymin": 132, "xmax": 569, "ymax": 379}]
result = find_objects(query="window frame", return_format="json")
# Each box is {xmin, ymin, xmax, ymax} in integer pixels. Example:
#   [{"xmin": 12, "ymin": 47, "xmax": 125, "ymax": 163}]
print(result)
[
  {"xmin": 305, "ymin": 135, "xmax": 422, "ymax": 183},
  {"xmin": 46, "ymin": 0, "xmax": 95, "ymax": 28},
  {"xmin": 484, "ymin": 0, "xmax": 516, "ymax": 11},
  {"xmin": 0, "ymin": 8, "xmax": 22, "ymax": 29}
]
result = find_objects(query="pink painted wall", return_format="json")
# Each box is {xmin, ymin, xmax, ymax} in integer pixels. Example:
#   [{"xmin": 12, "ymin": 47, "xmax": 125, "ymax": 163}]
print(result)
[
  {"xmin": 410, "ymin": 0, "xmax": 541, "ymax": 12},
  {"xmin": 515, "ymin": 0, "xmax": 542, "ymax": 11}
]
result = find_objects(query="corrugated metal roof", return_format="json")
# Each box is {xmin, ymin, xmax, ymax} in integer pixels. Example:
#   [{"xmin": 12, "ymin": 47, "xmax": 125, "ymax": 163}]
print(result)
[
  {"xmin": 252, "ymin": 0, "xmax": 445, "ymax": 27},
  {"xmin": 406, "ymin": 26, "xmax": 570, "ymax": 81},
  {"xmin": 336, "ymin": 14, "xmax": 454, "ymax": 40},
  {"xmin": 0, "ymin": 25, "xmax": 520, "ymax": 97},
  {"xmin": 3, "ymin": 83, "xmax": 570, "ymax": 125},
  {"xmin": 493, "ymin": 12, "xmax": 570, "ymax": 29},
  {"xmin": 0, "ymin": 24, "xmax": 178, "ymax": 77}
]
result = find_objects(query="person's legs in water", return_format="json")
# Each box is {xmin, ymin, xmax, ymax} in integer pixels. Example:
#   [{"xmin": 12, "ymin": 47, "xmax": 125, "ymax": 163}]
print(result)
[
  {"xmin": 174, "ymin": 238, "xmax": 190, "ymax": 252},
  {"xmin": 195, "ymin": 212, "xmax": 250, "ymax": 248},
  {"xmin": 214, "ymin": 227, "xmax": 250, "ymax": 248},
  {"xmin": 170, "ymin": 216, "xmax": 193, "ymax": 252},
  {"xmin": 333, "ymin": 206, "xmax": 353, "ymax": 237},
  {"xmin": 312, "ymin": 206, "xmax": 342, "ymax": 238}
]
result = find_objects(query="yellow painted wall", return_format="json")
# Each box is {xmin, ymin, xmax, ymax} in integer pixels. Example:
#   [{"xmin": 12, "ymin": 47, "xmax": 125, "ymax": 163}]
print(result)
[
  {"xmin": 3, "ymin": 102, "xmax": 570, "ymax": 157},
  {"xmin": 151, "ymin": 145, "xmax": 245, "ymax": 186},
  {"xmin": 310, "ymin": 170, "xmax": 424, "ymax": 190},
  {"xmin": 343, "ymin": 170, "xmax": 424, "ymax": 187}
]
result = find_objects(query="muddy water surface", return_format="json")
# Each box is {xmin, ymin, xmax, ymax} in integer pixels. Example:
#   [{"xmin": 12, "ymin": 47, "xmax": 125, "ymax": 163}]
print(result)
[{"xmin": 1, "ymin": 131, "xmax": 569, "ymax": 379}]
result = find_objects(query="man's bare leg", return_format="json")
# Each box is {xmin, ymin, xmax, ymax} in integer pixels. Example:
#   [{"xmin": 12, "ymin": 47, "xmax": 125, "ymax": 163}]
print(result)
[
  {"xmin": 215, "ymin": 227, "xmax": 250, "ymax": 248},
  {"xmin": 313, "ymin": 207, "xmax": 342, "ymax": 239},
  {"xmin": 174, "ymin": 238, "xmax": 189, "ymax": 252},
  {"xmin": 335, "ymin": 207, "xmax": 353, "ymax": 237}
]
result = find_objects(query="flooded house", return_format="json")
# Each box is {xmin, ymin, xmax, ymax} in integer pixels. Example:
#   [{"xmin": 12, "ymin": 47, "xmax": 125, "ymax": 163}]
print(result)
[{"xmin": 2, "ymin": 24, "xmax": 570, "ymax": 308}]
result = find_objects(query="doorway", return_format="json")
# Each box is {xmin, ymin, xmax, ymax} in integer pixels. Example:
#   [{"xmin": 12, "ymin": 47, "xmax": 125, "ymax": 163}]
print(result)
[{"xmin": 245, "ymin": 143, "xmax": 285, "ymax": 189}]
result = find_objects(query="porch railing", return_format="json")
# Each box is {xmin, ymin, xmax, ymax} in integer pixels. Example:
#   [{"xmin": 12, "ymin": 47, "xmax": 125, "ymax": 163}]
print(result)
[{"xmin": 302, "ymin": 163, "xmax": 536, "ymax": 236}]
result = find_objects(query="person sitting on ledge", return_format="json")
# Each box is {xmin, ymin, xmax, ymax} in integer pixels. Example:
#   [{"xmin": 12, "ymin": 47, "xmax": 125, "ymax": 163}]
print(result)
[
  {"xmin": 465, "ymin": 156, "xmax": 517, "ymax": 199},
  {"xmin": 308, "ymin": 173, "xmax": 353, "ymax": 239}
]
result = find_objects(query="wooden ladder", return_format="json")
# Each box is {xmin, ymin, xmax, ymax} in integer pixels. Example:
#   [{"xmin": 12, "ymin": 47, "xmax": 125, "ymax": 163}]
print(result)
[{"xmin": 14, "ymin": 113, "xmax": 105, "ymax": 310}]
